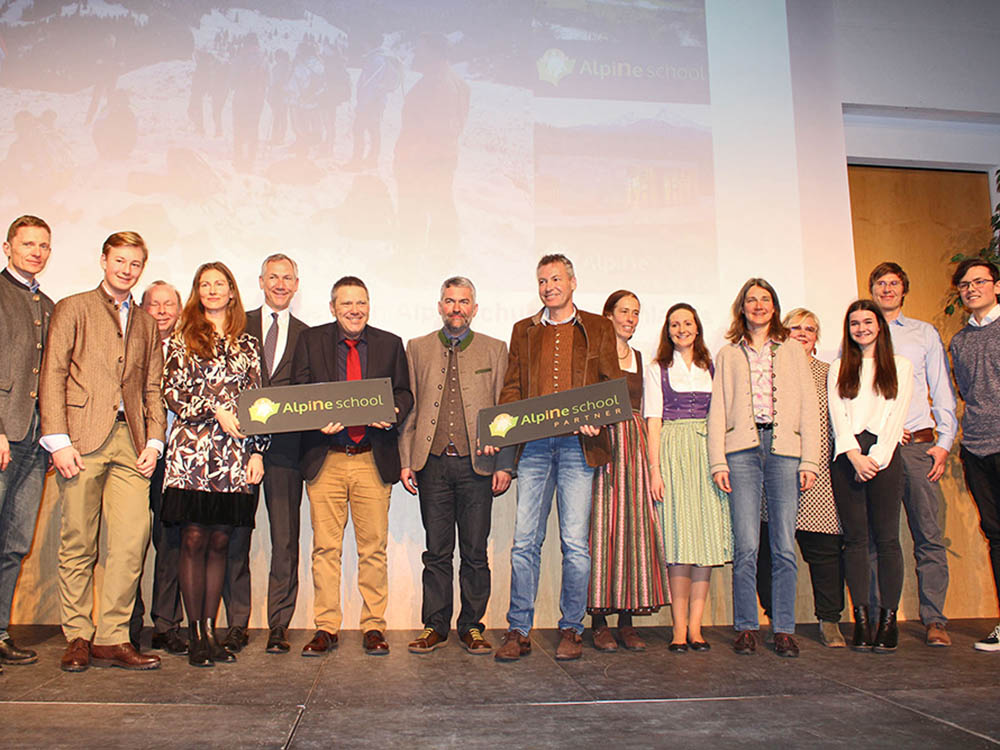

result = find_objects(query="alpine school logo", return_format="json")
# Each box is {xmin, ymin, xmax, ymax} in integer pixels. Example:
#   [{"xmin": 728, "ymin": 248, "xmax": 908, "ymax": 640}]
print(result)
[
  {"xmin": 248, "ymin": 397, "xmax": 281, "ymax": 425},
  {"xmin": 489, "ymin": 413, "xmax": 519, "ymax": 438},
  {"xmin": 537, "ymin": 48, "xmax": 576, "ymax": 86}
]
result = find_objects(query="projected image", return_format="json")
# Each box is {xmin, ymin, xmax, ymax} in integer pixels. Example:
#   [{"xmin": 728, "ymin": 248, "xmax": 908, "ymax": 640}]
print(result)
[{"xmin": 0, "ymin": 0, "xmax": 711, "ymax": 301}]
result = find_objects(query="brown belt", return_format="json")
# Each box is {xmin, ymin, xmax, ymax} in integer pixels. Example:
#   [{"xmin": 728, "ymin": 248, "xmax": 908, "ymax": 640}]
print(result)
[
  {"xmin": 330, "ymin": 443, "xmax": 372, "ymax": 455},
  {"xmin": 909, "ymin": 428, "xmax": 935, "ymax": 444}
]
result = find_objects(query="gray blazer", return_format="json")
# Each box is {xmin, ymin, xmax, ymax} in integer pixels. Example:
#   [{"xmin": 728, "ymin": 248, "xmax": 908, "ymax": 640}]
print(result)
[
  {"xmin": 0, "ymin": 269, "xmax": 54, "ymax": 442},
  {"xmin": 400, "ymin": 329, "xmax": 515, "ymax": 477}
]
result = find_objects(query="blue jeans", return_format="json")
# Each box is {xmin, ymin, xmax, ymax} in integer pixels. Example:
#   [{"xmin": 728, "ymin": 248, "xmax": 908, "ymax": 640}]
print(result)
[
  {"xmin": 727, "ymin": 428, "xmax": 799, "ymax": 634},
  {"xmin": 0, "ymin": 409, "xmax": 47, "ymax": 637},
  {"xmin": 507, "ymin": 436, "xmax": 594, "ymax": 635}
]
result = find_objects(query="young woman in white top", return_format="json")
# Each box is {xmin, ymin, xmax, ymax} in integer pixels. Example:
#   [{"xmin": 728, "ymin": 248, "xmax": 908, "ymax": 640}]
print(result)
[{"xmin": 828, "ymin": 299, "xmax": 913, "ymax": 653}]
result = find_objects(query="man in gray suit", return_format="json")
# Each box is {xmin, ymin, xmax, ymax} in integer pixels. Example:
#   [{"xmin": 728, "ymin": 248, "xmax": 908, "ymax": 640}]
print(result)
[
  {"xmin": 224, "ymin": 254, "xmax": 308, "ymax": 654},
  {"xmin": 400, "ymin": 276, "xmax": 513, "ymax": 655},
  {"xmin": 0, "ymin": 215, "xmax": 55, "ymax": 671}
]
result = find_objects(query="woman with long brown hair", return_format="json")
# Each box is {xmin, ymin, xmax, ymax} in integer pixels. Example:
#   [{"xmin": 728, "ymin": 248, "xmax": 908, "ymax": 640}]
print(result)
[
  {"xmin": 588, "ymin": 290, "xmax": 667, "ymax": 652},
  {"xmin": 828, "ymin": 299, "xmax": 912, "ymax": 652},
  {"xmin": 646, "ymin": 303, "xmax": 731, "ymax": 652},
  {"xmin": 161, "ymin": 262, "xmax": 268, "ymax": 668}
]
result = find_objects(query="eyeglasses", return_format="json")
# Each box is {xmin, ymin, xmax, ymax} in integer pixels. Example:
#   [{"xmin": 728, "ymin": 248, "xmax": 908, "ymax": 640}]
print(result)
[
  {"xmin": 957, "ymin": 277, "xmax": 995, "ymax": 293},
  {"xmin": 789, "ymin": 324, "xmax": 818, "ymax": 334},
  {"xmin": 874, "ymin": 280, "xmax": 902, "ymax": 290}
]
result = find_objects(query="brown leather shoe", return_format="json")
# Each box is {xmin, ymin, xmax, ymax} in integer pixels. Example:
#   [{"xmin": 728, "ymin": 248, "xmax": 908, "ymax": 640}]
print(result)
[
  {"xmin": 91, "ymin": 642, "xmax": 161, "ymax": 670},
  {"xmin": 733, "ymin": 630, "xmax": 758, "ymax": 655},
  {"xmin": 774, "ymin": 633, "xmax": 800, "ymax": 658},
  {"xmin": 363, "ymin": 629, "xmax": 390, "ymax": 655},
  {"xmin": 592, "ymin": 625, "xmax": 618, "ymax": 652},
  {"xmin": 60, "ymin": 638, "xmax": 91, "ymax": 672},
  {"xmin": 408, "ymin": 628, "xmax": 447, "ymax": 654},
  {"xmin": 618, "ymin": 626, "xmax": 646, "ymax": 652},
  {"xmin": 301, "ymin": 630, "xmax": 338, "ymax": 656},
  {"xmin": 926, "ymin": 623, "xmax": 951, "ymax": 647},
  {"xmin": 460, "ymin": 627, "xmax": 492, "ymax": 654},
  {"xmin": 555, "ymin": 628, "xmax": 583, "ymax": 661},
  {"xmin": 494, "ymin": 630, "xmax": 531, "ymax": 662}
]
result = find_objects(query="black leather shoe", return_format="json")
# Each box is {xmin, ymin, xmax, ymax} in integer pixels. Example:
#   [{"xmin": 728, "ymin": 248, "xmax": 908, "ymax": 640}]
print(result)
[
  {"xmin": 668, "ymin": 642, "xmax": 688, "ymax": 653},
  {"xmin": 688, "ymin": 640, "xmax": 711, "ymax": 652},
  {"xmin": 151, "ymin": 629, "xmax": 189, "ymax": 655},
  {"xmin": 851, "ymin": 605, "xmax": 873, "ymax": 652},
  {"xmin": 205, "ymin": 618, "xmax": 236, "ymax": 663},
  {"xmin": 266, "ymin": 626, "xmax": 290, "ymax": 654},
  {"xmin": 187, "ymin": 622, "xmax": 213, "ymax": 668},
  {"xmin": 0, "ymin": 637, "xmax": 38, "ymax": 665},
  {"xmin": 222, "ymin": 625, "xmax": 249, "ymax": 653},
  {"xmin": 873, "ymin": 608, "xmax": 898, "ymax": 653}
]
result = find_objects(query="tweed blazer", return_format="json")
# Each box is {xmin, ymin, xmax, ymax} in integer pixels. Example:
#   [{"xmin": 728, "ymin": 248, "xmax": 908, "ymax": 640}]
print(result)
[
  {"xmin": 706, "ymin": 339, "xmax": 820, "ymax": 476},
  {"xmin": 0, "ymin": 270, "xmax": 54, "ymax": 442},
  {"xmin": 40, "ymin": 286, "xmax": 166, "ymax": 456},
  {"xmin": 499, "ymin": 308, "xmax": 621, "ymax": 467},
  {"xmin": 400, "ymin": 329, "xmax": 515, "ymax": 477},
  {"xmin": 292, "ymin": 322, "xmax": 413, "ymax": 484},
  {"xmin": 246, "ymin": 306, "xmax": 308, "ymax": 468}
]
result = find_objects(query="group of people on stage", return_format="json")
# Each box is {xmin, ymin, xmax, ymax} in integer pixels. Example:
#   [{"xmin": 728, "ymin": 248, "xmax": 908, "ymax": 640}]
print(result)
[{"xmin": 1, "ymin": 214, "xmax": 999, "ymax": 676}]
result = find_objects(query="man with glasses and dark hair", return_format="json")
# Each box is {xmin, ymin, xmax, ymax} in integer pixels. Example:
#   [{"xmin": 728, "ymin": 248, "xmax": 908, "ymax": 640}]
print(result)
[
  {"xmin": 948, "ymin": 258, "xmax": 1000, "ymax": 651},
  {"xmin": 868, "ymin": 261, "xmax": 957, "ymax": 647}
]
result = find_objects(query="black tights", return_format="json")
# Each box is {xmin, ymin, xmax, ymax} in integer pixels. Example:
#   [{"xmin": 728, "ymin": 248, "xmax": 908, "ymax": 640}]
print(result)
[
  {"xmin": 592, "ymin": 613, "xmax": 633, "ymax": 629},
  {"xmin": 179, "ymin": 523, "xmax": 233, "ymax": 622}
]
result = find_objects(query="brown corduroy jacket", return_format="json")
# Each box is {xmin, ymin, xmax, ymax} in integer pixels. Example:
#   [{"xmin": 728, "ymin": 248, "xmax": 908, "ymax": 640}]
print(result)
[
  {"xmin": 500, "ymin": 308, "xmax": 621, "ymax": 467},
  {"xmin": 40, "ymin": 286, "xmax": 165, "ymax": 456}
]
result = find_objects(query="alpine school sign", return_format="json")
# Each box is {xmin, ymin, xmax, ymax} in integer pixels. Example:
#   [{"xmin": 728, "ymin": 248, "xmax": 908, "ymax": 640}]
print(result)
[
  {"xmin": 237, "ymin": 378, "xmax": 396, "ymax": 436},
  {"xmin": 477, "ymin": 378, "xmax": 631, "ymax": 449}
]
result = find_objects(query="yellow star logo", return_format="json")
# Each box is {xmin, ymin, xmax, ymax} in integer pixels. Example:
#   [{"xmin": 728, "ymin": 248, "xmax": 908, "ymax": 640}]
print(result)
[
  {"xmin": 489, "ymin": 413, "xmax": 519, "ymax": 438},
  {"xmin": 537, "ymin": 48, "xmax": 575, "ymax": 86},
  {"xmin": 248, "ymin": 397, "xmax": 280, "ymax": 424}
]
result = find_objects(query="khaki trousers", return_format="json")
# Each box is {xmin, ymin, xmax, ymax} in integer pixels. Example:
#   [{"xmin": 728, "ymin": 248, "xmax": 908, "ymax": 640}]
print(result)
[
  {"xmin": 306, "ymin": 450, "xmax": 391, "ymax": 633},
  {"xmin": 57, "ymin": 422, "xmax": 151, "ymax": 645}
]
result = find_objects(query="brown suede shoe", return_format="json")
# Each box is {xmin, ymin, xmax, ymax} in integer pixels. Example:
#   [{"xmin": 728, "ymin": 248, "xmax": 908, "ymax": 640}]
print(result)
[
  {"xmin": 618, "ymin": 626, "xmax": 646, "ymax": 652},
  {"xmin": 733, "ymin": 630, "xmax": 758, "ymax": 655},
  {"xmin": 301, "ymin": 630, "xmax": 338, "ymax": 656},
  {"xmin": 91, "ymin": 643, "xmax": 161, "ymax": 670},
  {"xmin": 592, "ymin": 625, "xmax": 618, "ymax": 652},
  {"xmin": 555, "ymin": 628, "xmax": 583, "ymax": 661},
  {"xmin": 60, "ymin": 638, "xmax": 91, "ymax": 673},
  {"xmin": 494, "ymin": 630, "xmax": 531, "ymax": 662},
  {"xmin": 926, "ymin": 623, "xmax": 951, "ymax": 647},
  {"xmin": 460, "ymin": 627, "xmax": 492, "ymax": 654},
  {"xmin": 363, "ymin": 629, "xmax": 390, "ymax": 655},
  {"xmin": 408, "ymin": 628, "xmax": 447, "ymax": 654},
  {"xmin": 774, "ymin": 633, "xmax": 800, "ymax": 658}
]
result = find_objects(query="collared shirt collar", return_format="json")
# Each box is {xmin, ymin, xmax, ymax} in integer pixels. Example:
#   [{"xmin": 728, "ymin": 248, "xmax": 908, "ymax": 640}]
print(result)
[
  {"xmin": 6, "ymin": 264, "xmax": 39, "ymax": 292},
  {"xmin": 438, "ymin": 327, "xmax": 473, "ymax": 350},
  {"xmin": 336, "ymin": 322, "xmax": 368, "ymax": 344},
  {"xmin": 888, "ymin": 311, "xmax": 908, "ymax": 327},
  {"xmin": 100, "ymin": 282, "xmax": 132, "ymax": 309},
  {"xmin": 263, "ymin": 302, "xmax": 290, "ymax": 324},
  {"xmin": 541, "ymin": 305, "xmax": 578, "ymax": 326},
  {"xmin": 969, "ymin": 303, "xmax": 1000, "ymax": 328}
]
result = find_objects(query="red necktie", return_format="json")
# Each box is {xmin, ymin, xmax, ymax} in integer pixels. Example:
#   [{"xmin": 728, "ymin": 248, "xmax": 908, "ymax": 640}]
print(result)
[{"xmin": 344, "ymin": 338, "xmax": 365, "ymax": 443}]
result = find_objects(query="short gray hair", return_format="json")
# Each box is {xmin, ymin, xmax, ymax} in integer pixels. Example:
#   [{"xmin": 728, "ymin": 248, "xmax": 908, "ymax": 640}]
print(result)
[
  {"xmin": 140, "ymin": 280, "xmax": 181, "ymax": 307},
  {"xmin": 260, "ymin": 253, "xmax": 299, "ymax": 279},
  {"xmin": 537, "ymin": 253, "xmax": 575, "ymax": 279},
  {"xmin": 440, "ymin": 276, "xmax": 476, "ymax": 303},
  {"xmin": 782, "ymin": 307, "xmax": 820, "ymax": 341}
]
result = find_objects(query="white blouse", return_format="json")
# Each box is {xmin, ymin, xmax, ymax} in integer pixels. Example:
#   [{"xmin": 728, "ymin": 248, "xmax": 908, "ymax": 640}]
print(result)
[
  {"xmin": 643, "ymin": 353, "xmax": 713, "ymax": 419},
  {"xmin": 827, "ymin": 354, "xmax": 914, "ymax": 469}
]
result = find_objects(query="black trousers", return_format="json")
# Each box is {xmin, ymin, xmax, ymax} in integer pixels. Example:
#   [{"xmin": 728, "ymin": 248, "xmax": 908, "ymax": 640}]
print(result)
[
  {"xmin": 130, "ymin": 456, "xmax": 184, "ymax": 642},
  {"xmin": 830, "ymin": 431, "xmax": 904, "ymax": 610},
  {"xmin": 225, "ymin": 461, "xmax": 304, "ymax": 629},
  {"xmin": 959, "ymin": 446, "xmax": 1000, "ymax": 607},
  {"xmin": 417, "ymin": 454, "xmax": 493, "ymax": 636},
  {"xmin": 757, "ymin": 523, "xmax": 845, "ymax": 622}
]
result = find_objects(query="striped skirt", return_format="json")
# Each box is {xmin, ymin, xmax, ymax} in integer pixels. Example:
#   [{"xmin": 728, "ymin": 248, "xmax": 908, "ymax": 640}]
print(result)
[
  {"xmin": 658, "ymin": 418, "xmax": 733, "ymax": 567},
  {"xmin": 588, "ymin": 413, "xmax": 668, "ymax": 614}
]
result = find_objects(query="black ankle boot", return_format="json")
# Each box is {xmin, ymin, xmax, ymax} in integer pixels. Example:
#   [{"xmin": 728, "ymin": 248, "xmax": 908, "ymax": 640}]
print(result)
[
  {"xmin": 873, "ymin": 608, "xmax": 898, "ymax": 653},
  {"xmin": 204, "ymin": 618, "xmax": 236, "ymax": 663},
  {"xmin": 851, "ymin": 605, "xmax": 873, "ymax": 651},
  {"xmin": 188, "ymin": 621, "xmax": 213, "ymax": 667}
]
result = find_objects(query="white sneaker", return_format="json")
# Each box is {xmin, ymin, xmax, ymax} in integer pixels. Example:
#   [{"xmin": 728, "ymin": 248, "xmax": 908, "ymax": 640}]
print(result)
[{"xmin": 974, "ymin": 623, "xmax": 1000, "ymax": 652}]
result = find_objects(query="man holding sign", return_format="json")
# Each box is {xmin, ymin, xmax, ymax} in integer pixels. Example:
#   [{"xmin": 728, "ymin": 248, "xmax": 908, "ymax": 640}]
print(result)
[
  {"xmin": 492, "ymin": 254, "xmax": 620, "ymax": 662},
  {"xmin": 292, "ymin": 276, "xmax": 412, "ymax": 656}
]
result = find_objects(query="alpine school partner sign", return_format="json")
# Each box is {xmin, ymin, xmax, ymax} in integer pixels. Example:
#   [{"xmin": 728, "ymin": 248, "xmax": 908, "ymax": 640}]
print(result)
[
  {"xmin": 477, "ymin": 378, "xmax": 631, "ymax": 449},
  {"xmin": 237, "ymin": 378, "xmax": 396, "ymax": 436}
]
